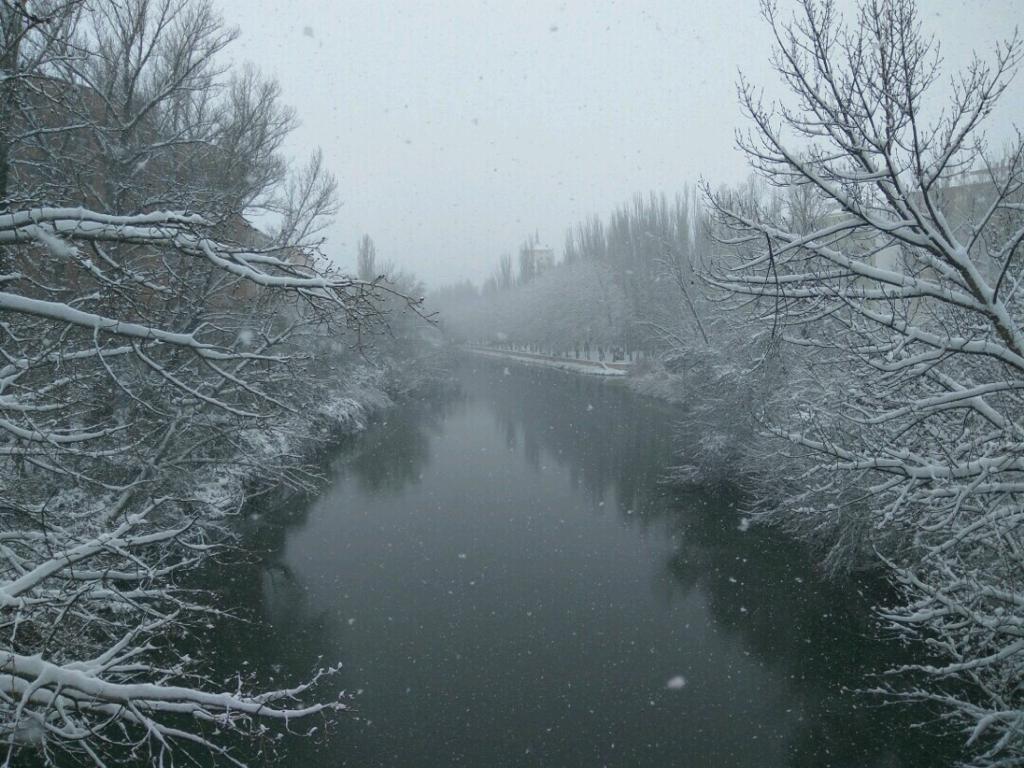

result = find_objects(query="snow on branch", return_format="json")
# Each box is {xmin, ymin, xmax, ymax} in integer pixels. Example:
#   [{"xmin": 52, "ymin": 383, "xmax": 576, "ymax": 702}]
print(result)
[{"xmin": 704, "ymin": 1, "xmax": 1024, "ymax": 763}]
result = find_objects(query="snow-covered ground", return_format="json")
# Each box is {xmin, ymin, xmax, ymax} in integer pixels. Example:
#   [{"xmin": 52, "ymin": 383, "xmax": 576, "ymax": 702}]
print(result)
[
  {"xmin": 192, "ymin": 368, "xmax": 394, "ymax": 517},
  {"xmin": 464, "ymin": 346, "xmax": 629, "ymax": 377}
]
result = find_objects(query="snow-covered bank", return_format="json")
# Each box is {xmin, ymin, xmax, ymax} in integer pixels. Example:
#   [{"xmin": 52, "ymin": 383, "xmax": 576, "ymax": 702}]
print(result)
[
  {"xmin": 191, "ymin": 366, "xmax": 395, "ymax": 517},
  {"xmin": 463, "ymin": 346, "xmax": 629, "ymax": 377},
  {"xmin": 203, "ymin": 349, "xmax": 460, "ymax": 515},
  {"xmin": 0, "ymin": 348, "xmax": 454, "ymax": 766}
]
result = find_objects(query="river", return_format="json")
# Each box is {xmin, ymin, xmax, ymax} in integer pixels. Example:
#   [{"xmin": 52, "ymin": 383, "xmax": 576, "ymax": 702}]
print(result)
[{"xmin": 204, "ymin": 358, "xmax": 958, "ymax": 767}]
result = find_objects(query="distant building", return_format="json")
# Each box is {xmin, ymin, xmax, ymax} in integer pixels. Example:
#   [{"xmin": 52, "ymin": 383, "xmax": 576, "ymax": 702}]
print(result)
[
  {"xmin": 785, "ymin": 162, "xmax": 1015, "ymax": 284},
  {"xmin": 6, "ymin": 76, "xmax": 315, "ymax": 306},
  {"xmin": 527, "ymin": 245, "xmax": 555, "ymax": 273},
  {"xmin": 862, "ymin": 162, "xmax": 1014, "ymax": 283}
]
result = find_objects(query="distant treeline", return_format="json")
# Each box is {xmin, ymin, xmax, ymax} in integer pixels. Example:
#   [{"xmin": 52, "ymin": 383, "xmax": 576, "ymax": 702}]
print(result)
[{"xmin": 430, "ymin": 189, "xmax": 708, "ymax": 359}]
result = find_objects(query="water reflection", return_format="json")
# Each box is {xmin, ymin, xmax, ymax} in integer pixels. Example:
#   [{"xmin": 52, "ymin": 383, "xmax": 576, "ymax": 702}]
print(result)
[{"xmin": 202, "ymin": 358, "xmax": 958, "ymax": 767}]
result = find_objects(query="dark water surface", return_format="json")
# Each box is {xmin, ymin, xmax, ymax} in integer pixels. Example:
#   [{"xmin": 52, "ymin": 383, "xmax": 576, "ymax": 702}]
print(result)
[{"xmin": 209, "ymin": 359, "xmax": 958, "ymax": 767}]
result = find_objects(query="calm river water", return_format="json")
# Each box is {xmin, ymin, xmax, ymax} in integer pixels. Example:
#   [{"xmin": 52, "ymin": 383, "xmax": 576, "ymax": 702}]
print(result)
[{"xmin": 206, "ymin": 358, "xmax": 958, "ymax": 767}]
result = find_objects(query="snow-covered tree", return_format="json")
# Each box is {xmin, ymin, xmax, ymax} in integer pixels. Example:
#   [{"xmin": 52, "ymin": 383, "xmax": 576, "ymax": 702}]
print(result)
[
  {"xmin": 705, "ymin": 1, "xmax": 1024, "ymax": 763},
  {"xmin": 0, "ymin": 2, "xmax": 419, "ymax": 765}
]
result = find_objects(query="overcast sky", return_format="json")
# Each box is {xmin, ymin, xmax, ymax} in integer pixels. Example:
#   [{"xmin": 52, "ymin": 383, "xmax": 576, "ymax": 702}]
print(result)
[{"xmin": 215, "ymin": 0, "xmax": 1022, "ymax": 289}]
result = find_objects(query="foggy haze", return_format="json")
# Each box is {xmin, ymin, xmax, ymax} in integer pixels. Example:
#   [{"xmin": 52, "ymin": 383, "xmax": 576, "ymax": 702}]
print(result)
[
  {"xmin": 215, "ymin": 0, "xmax": 1022, "ymax": 288},
  {"xmin": 5, "ymin": 1, "xmax": 1024, "ymax": 764}
]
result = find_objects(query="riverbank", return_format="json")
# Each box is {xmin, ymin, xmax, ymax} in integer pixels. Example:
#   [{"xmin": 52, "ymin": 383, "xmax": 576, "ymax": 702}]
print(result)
[
  {"xmin": 191, "ymin": 365, "xmax": 394, "ymax": 517},
  {"xmin": 0, "ymin": 347, "xmax": 459, "ymax": 768},
  {"xmin": 462, "ymin": 345, "xmax": 630, "ymax": 377},
  {"xmin": 194, "ymin": 351, "xmax": 458, "ymax": 518}
]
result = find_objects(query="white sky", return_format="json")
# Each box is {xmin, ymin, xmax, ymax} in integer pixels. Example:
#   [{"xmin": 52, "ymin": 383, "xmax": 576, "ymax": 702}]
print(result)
[{"xmin": 215, "ymin": 0, "xmax": 1022, "ymax": 288}]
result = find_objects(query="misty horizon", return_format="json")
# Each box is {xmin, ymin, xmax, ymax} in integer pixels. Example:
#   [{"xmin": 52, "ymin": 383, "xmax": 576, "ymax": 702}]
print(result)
[{"xmin": 216, "ymin": 0, "xmax": 1022, "ymax": 289}]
